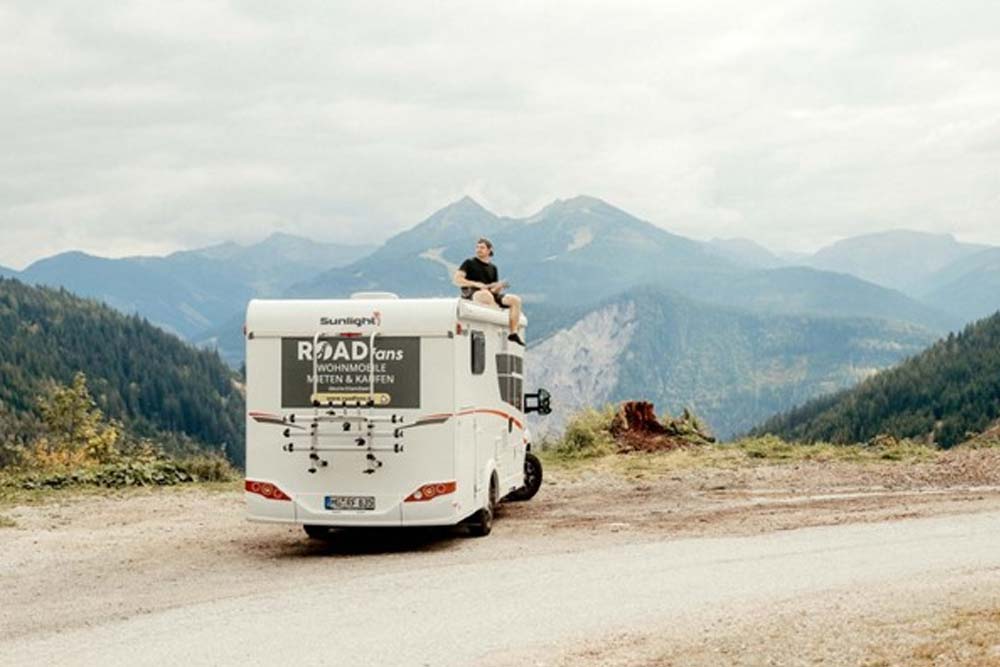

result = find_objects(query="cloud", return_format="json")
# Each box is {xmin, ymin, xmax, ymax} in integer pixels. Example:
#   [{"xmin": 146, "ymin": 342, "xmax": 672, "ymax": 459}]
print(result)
[{"xmin": 1, "ymin": 0, "xmax": 998, "ymax": 267}]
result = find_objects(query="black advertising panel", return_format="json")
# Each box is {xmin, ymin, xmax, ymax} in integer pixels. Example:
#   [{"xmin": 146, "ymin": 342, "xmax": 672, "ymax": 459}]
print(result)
[{"xmin": 281, "ymin": 336, "xmax": 420, "ymax": 408}]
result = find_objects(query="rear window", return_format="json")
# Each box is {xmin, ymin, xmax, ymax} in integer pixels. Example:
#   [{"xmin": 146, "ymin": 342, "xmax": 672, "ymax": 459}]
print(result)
[{"xmin": 471, "ymin": 331, "xmax": 485, "ymax": 375}]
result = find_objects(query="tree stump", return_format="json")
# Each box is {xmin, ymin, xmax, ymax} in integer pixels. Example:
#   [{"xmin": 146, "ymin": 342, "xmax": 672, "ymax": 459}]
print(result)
[
  {"xmin": 610, "ymin": 401, "xmax": 666, "ymax": 437},
  {"xmin": 610, "ymin": 400, "xmax": 715, "ymax": 452}
]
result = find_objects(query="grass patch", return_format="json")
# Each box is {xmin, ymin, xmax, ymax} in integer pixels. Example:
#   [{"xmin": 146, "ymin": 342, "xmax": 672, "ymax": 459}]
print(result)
[
  {"xmin": 0, "ymin": 475, "xmax": 243, "ymax": 510},
  {"xmin": 0, "ymin": 453, "xmax": 239, "ymax": 509},
  {"xmin": 540, "ymin": 431, "xmax": 941, "ymax": 478},
  {"xmin": 0, "ymin": 513, "xmax": 16, "ymax": 528},
  {"xmin": 542, "ymin": 405, "xmax": 941, "ymax": 474},
  {"xmin": 732, "ymin": 434, "xmax": 938, "ymax": 464},
  {"xmin": 864, "ymin": 606, "xmax": 1000, "ymax": 667},
  {"xmin": 546, "ymin": 406, "xmax": 618, "ymax": 460}
]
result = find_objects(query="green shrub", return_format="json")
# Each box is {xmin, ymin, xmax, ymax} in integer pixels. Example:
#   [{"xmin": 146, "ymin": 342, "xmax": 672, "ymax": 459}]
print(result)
[
  {"xmin": 177, "ymin": 454, "xmax": 237, "ymax": 482},
  {"xmin": 736, "ymin": 435, "xmax": 800, "ymax": 460},
  {"xmin": 550, "ymin": 407, "xmax": 616, "ymax": 459},
  {"xmin": 9, "ymin": 454, "xmax": 236, "ymax": 491}
]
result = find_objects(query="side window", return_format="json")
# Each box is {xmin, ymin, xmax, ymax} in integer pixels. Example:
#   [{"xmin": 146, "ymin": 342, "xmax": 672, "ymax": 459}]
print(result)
[
  {"xmin": 495, "ymin": 353, "xmax": 523, "ymax": 410},
  {"xmin": 471, "ymin": 331, "xmax": 485, "ymax": 375}
]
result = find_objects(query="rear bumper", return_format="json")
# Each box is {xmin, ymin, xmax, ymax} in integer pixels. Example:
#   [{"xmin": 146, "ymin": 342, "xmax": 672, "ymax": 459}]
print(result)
[{"xmin": 245, "ymin": 492, "xmax": 468, "ymax": 527}]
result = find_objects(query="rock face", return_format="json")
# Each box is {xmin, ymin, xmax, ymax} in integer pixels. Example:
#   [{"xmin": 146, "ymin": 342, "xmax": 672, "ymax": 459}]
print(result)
[
  {"xmin": 610, "ymin": 401, "xmax": 715, "ymax": 453},
  {"xmin": 526, "ymin": 301, "xmax": 638, "ymax": 439}
]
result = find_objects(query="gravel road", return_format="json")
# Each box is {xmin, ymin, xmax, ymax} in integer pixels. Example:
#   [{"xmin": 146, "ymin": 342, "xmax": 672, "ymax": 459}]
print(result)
[
  {"xmin": 3, "ymin": 454, "xmax": 1000, "ymax": 666},
  {"xmin": 4, "ymin": 511, "xmax": 1000, "ymax": 666}
]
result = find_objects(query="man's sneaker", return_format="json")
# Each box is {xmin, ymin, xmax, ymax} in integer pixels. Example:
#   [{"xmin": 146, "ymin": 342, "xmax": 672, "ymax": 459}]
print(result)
[{"xmin": 507, "ymin": 333, "xmax": 525, "ymax": 347}]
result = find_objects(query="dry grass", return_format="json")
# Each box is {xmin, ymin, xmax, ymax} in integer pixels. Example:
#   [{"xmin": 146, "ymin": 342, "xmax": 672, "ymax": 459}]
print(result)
[
  {"xmin": 0, "ymin": 476, "xmax": 241, "ymax": 510},
  {"xmin": 864, "ymin": 606, "xmax": 1000, "ymax": 667},
  {"xmin": 540, "ymin": 434, "xmax": 941, "ymax": 481}
]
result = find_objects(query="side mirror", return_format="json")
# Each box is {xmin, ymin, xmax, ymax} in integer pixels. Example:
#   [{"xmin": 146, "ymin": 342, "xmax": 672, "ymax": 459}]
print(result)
[{"xmin": 524, "ymin": 388, "xmax": 552, "ymax": 415}]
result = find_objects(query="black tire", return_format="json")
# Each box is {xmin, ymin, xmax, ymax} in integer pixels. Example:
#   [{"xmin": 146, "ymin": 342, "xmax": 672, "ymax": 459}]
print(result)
[
  {"xmin": 467, "ymin": 474, "xmax": 498, "ymax": 537},
  {"xmin": 303, "ymin": 524, "xmax": 331, "ymax": 539},
  {"xmin": 507, "ymin": 452, "xmax": 543, "ymax": 502}
]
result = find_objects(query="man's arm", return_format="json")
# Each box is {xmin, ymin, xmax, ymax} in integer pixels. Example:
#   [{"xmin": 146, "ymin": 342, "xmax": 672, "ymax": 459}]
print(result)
[
  {"xmin": 486, "ymin": 265, "xmax": 506, "ymax": 293},
  {"xmin": 453, "ymin": 269, "xmax": 486, "ymax": 290}
]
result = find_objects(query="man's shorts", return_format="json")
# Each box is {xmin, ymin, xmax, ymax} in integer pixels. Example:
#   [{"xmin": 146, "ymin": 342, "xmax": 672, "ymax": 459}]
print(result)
[{"xmin": 460, "ymin": 287, "xmax": 509, "ymax": 308}]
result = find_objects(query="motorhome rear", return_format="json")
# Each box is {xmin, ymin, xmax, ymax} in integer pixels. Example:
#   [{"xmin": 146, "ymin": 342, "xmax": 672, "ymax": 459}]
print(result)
[{"xmin": 244, "ymin": 293, "xmax": 548, "ymax": 537}]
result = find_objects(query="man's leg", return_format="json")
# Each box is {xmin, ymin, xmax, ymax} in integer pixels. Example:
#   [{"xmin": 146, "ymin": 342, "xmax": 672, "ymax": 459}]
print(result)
[
  {"xmin": 473, "ymin": 289, "xmax": 497, "ymax": 307},
  {"xmin": 501, "ymin": 294, "xmax": 524, "ymax": 345}
]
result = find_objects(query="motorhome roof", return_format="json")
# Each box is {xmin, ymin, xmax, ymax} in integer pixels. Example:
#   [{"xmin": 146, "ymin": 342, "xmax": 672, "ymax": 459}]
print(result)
[{"xmin": 245, "ymin": 297, "xmax": 526, "ymax": 337}]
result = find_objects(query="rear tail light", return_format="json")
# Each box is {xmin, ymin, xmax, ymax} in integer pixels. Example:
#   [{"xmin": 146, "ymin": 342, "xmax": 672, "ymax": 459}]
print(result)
[
  {"xmin": 245, "ymin": 479, "xmax": 292, "ymax": 501},
  {"xmin": 404, "ymin": 481, "xmax": 457, "ymax": 502}
]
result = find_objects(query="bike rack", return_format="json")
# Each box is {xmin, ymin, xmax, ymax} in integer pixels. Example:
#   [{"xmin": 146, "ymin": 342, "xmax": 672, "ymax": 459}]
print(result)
[{"xmin": 277, "ymin": 329, "xmax": 405, "ymax": 475}]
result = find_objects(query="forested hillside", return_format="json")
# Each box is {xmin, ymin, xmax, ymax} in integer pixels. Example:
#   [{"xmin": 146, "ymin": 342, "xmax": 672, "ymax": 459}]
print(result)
[
  {"xmin": 0, "ymin": 279, "xmax": 245, "ymax": 465},
  {"xmin": 753, "ymin": 312, "xmax": 1000, "ymax": 446}
]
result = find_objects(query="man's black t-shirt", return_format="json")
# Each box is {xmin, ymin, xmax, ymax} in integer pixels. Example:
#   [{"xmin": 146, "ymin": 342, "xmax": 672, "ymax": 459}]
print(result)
[
  {"xmin": 458, "ymin": 256, "xmax": 508, "ymax": 307},
  {"xmin": 458, "ymin": 257, "xmax": 498, "ymax": 288}
]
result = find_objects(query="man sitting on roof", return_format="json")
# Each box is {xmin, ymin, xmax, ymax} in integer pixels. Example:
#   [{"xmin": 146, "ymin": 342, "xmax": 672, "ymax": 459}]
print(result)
[{"xmin": 453, "ymin": 237, "xmax": 525, "ymax": 346}]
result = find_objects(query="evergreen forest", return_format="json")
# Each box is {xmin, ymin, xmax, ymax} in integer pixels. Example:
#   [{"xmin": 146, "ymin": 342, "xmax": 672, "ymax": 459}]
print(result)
[
  {"xmin": 754, "ymin": 311, "xmax": 1000, "ymax": 446},
  {"xmin": 0, "ymin": 278, "xmax": 245, "ymax": 466}
]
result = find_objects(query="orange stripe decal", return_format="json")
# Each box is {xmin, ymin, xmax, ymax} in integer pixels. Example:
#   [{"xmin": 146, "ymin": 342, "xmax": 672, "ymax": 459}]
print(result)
[{"xmin": 456, "ymin": 408, "xmax": 523, "ymax": 431}]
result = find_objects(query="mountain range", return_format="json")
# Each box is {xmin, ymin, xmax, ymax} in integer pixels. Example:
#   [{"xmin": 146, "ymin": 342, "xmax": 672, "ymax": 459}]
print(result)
[
  {"xmin": 713, "ymin": 229, "xmax": 1000, "ymax": 326},
  {"xmin": 7, "ymin": 234, "xmax": 373, "ymax": 340},
  {"xmin": 5, "ymin": 195, "xmax": 999, "ymax": 440},
  {"xmin": 801, "ymin": 230, "xmax": 989, "ymax": 294},
  {"xmin": 289, "ymin": 197, "xmax": 961, "ymax": 327}
]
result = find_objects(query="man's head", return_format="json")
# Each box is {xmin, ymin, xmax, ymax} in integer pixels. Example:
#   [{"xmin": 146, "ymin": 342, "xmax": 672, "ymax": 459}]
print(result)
[{"xmin": 475, "ymin": 237, "xmax": 494, "ymax": 260}]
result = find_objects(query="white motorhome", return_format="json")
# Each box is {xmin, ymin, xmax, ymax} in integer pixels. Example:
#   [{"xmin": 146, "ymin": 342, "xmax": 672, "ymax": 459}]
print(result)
[{"xmin": 244, "ymin": 293, "xmax": 550, "ymax": 537}]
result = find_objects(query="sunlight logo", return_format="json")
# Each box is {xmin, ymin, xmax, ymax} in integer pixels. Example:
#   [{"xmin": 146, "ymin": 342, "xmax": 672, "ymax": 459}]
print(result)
[{"xmin": 320, "ymin": 310, "xmax": 382, "ymax": 327}]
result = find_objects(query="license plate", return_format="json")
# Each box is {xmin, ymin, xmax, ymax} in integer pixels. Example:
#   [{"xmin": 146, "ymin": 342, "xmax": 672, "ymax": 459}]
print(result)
[{"xmin": 324, "ymin": 495, "xmax": 375, "ymax": 511}]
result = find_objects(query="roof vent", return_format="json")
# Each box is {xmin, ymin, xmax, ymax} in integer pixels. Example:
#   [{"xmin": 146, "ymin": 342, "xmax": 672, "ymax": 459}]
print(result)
[{"xmin": 350, "ymin": 292, "xmax": 399, "ymax": 300}]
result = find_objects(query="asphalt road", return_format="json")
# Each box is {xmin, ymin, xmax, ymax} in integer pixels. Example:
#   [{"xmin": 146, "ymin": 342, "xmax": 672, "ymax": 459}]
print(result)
[{"xmin": 5, "ymin": 511, "xmax": 1000, "ymax": 666}]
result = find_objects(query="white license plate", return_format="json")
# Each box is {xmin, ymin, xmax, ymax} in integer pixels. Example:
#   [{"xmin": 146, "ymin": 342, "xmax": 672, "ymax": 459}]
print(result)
[{"xmin": 324, "ymin": 495, "xmax": 375, "ymax": 511}]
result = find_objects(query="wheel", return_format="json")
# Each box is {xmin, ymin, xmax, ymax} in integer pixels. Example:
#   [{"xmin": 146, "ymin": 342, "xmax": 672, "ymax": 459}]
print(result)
[
  {"xmin": 507, "ymin": 452, "xmax": 543, "ymax": 502},
  {"xmin": 303, "ymin": 524, "xmax": 331, "ymax": 539},
  {"xmin": 467, "ymin": 474, "xmax": 498, "ymax": 537}
]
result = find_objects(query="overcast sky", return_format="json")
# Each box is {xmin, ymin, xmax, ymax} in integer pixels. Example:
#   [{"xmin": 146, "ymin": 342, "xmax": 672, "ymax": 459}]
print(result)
[{"xmin": 2, "ymin": 0, "xmax": 998, "ymax": 269}]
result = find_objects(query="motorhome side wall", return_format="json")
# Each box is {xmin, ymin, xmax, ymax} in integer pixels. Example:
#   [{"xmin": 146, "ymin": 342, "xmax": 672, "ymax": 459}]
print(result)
[{"xmin": 454, "ymin": 306, "xmax": 528, "ymax": 508}]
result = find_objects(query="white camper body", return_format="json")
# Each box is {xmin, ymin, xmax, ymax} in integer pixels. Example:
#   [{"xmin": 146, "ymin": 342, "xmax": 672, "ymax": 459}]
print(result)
[{"xmin": 244, "ymin": 294, "xmax": 537, "ymax": 533}]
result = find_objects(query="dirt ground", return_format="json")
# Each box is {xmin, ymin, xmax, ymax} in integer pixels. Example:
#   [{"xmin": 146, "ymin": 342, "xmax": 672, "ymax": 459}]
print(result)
[{"xmin": 2, "ymin": 448, "xmax": 1000, "ymax": 665}]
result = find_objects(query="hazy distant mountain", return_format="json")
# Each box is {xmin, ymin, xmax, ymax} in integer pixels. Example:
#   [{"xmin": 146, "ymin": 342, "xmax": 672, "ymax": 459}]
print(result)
[
  {"xmin": 499, "ymin": 196, "xmax": 736, "ymax": 300},
  {"xmin": 685, "ymin": 266, "xmax": 954, "ymax": 332},
  {"xmin": 778, "ymin": 250, "xmax": 812, "ymax": 264},
  {"xmin": 20, "ymin": 251, "xmax": 250, "ymax": 339},
  {"xmin": 187, "ymin": 232, "xmax": 375, "ymax": 296},
  {"xmin": 527, "ymin": 285, "xmax": 936, "ymax": 440},
  {"xmin": 195, "ymin": 310, "xmax": 246, "ymax": 368},
  {"xmin": 754, "ymin": 311, "xmax": 1000, "ymax": 447},
  {"xmin": 918, "ymin": 247, "xmax": 1000, "ymax": 325},
  {"xmin": 704, "ymin": 238, "xmax": 786, "ymax": 269},
  {"xmin": 804, "ymin": 230, "xmax": 988, "ymax": 294},
  {"xmin": 0, "ymin": 265, "xmax": 16, "ymax": 279},
  {"xmin": 18, "ymin": 234, "xmax": 373, "ymax": 340},
  {"xmin": 368, "ymin": 196, "xmax": 515, "ymax": 261}
]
